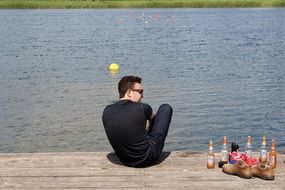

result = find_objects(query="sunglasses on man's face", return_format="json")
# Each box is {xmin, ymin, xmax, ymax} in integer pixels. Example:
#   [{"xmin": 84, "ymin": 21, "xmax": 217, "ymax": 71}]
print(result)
[{"xmin": 131, "ymin": 89, "xmax": 144, "ymax": 95}]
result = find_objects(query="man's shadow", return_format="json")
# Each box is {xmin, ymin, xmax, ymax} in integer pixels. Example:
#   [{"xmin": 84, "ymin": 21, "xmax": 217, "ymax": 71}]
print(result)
[{"xmin": 106, "ymin": 151, "xmax": 171, "ymax": 167}]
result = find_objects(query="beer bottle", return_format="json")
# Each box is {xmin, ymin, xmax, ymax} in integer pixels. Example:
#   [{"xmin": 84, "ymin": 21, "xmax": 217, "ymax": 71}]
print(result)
[
  {"xmin": 259, "ymin": 135, "xmax": 267, "ymax": 164},
  {"xmin": 269, "ymin": 139, "xmax": 277, "ymax": 169},
  {"xmin": 219, "ymin": 136, "xmax": 228, "ymax": 167},
  {"xmin": 245, "ymin": 136, "xmax": 253, "ymax": 158},
  {"xmin": 221, "ymin": 136, "xmax": 228, "ymax": 161},
  {"xmin": 207, "ymin": 140, "xmax": 215, "ymax": 169}
]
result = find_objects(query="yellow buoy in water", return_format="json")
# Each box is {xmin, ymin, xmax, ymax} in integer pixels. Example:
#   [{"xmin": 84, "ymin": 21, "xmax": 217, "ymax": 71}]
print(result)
[{"xmin": 108, "ymin": 63, "xmax": 120, "ymax": 73}]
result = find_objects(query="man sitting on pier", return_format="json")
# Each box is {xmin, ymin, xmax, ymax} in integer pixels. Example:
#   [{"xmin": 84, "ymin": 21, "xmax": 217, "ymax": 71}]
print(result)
[{"xmin": 102, "ymin": 75, "xmax": 173, "ymax": 167}]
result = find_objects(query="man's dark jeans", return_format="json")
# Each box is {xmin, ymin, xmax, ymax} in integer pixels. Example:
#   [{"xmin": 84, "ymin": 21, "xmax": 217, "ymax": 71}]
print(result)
[{"xmin": 148, "ymin": 103, "xmax": 173, "ymax": 160}]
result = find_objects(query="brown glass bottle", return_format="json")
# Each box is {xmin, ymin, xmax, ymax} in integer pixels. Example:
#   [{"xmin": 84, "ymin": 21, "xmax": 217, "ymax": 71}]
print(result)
[
  {"xmin": 207, "ymin": 140, "xmax": 215, "ymax": 169},
  {"xmin": 259, "ymin": 135, "xmax": 267, "ymax": 164},
  {"xmin": 269, "ymin": 139, "xmax": 277, "ymax": 169}
]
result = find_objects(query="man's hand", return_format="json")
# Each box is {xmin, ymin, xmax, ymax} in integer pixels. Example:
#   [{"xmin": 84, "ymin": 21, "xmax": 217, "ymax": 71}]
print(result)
[{"xmin": 147, "ymin": 113, "xmax": 156, "ymax": 130}]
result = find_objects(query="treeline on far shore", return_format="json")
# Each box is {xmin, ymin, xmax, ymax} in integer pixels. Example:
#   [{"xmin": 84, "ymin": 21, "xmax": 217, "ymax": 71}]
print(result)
[{"xmin": 0, "ymin": 0, "xmax": 284, "ymax": 9}]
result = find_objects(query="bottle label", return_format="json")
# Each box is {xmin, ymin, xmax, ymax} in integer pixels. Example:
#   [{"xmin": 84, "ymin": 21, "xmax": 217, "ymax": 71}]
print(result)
[
  {"xmin": 260, "ymin": 150, "xmax": 267, "ymax": 162},
  {"xmin": 221, "ymin": 150, "xmax": 228, "ymax": 161},
  {"xmin": 260, "ymin": 150, "xmax": 267, "ymax": 157},
  {"xmin": 208, "ymin": 156, "xmax": 214, "ymax": 164},
  {"xmin": 269, "ymin": 155, "xmax": 276, "ymax": 165}
]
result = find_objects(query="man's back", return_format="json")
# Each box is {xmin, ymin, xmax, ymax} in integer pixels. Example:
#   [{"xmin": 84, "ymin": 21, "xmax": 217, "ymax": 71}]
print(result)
[{"xmin": 102, "ymin": 100, "xmax": 156, "ymax": 167}]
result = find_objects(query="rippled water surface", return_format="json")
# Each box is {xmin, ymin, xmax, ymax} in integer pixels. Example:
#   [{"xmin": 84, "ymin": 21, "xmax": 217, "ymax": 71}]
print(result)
[{"xmin": 0, "ymin": 9, "xmax": 284, "ymax": 153}]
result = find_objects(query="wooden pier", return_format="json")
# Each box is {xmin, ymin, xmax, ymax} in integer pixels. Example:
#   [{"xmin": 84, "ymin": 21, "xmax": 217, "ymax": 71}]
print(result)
[{"xmin": 0, "ymin": 152, "xmax": 284, "ymax": 189}]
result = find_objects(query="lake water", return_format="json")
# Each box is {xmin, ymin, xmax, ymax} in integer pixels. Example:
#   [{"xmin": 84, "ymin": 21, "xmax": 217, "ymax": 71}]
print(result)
[{"xmin": 0, "ymin": 9, "xmax": 284, "ymax": 153}]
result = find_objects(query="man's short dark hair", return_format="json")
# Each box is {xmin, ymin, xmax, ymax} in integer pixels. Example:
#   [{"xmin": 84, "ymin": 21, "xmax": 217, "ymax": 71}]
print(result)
[{"xmin": 118, "ymin": 76, "xmax": 142, "ymax": 98}]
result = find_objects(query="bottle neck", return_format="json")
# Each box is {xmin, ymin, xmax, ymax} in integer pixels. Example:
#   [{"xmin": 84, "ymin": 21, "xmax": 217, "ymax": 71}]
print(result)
[
  {"xmin": 223, "ymin": 137, "xmax": 227, "ymax": 145},
  {"xmin": 261, "ymin": 136, "xmax": 266, "ymax": 145},
  {"xmin": 271, "ymin": 140, "xmax": 276, "ymax": 150},
  {"xmin": 247, "ymin": 136, "xmax": 251, "ymax": 145},
  {"xmin": 262, "ymin": 140, "xmax": 266, "ymax": 146}
]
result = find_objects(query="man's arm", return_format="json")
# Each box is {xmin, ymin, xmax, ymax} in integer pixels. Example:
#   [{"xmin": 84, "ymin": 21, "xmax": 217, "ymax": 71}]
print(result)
[{"xmin": 147, "ymin": 112, "xmax": 156, "ymax": 130}]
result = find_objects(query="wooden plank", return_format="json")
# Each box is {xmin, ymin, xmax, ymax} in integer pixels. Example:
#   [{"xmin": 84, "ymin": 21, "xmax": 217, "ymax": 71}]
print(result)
[
  {"xmin": 0, "ymin": 153, "xmax": 109, "ymax": 168},
  {"xmin": 0, "ymin": 152, "xmax": 284, "ymax": 189}
]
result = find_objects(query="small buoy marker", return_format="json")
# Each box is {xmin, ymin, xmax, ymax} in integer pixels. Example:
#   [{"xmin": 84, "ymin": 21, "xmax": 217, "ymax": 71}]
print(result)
[{"xmin": 108, "ymin": 63, "xmax": 120, "ymax": 72}]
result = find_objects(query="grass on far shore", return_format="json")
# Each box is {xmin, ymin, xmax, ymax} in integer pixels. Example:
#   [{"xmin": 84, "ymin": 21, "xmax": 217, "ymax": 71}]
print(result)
[{"xmin": 0, "ymin": 0, "xmax": 284, "ymax": 9}]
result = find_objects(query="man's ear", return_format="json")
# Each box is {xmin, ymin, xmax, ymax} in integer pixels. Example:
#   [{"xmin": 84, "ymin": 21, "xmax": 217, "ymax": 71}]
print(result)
[{"xmin": 126, "ymin": 89, "xmax": 132, "ymax": 98}]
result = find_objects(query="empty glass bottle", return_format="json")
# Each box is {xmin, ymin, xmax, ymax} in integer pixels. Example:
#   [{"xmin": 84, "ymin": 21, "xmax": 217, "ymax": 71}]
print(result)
[
  {"xmin": 220, "ymin": 136, "xmax": 228, "ymax": 162},
  {"xmin": 245, "ymin": 136, "xmax": 253, "ymax": 158},
  {"xmin": 207, "ymin": 140, "xmax": 215, "ymax": 169},
  {"xmin": 269, "ymin": 139, "xmax": 277, "ymax": 169},
  {"xmin": 259, "ymin": 135, "xmax": 267, "ymax": 164}
]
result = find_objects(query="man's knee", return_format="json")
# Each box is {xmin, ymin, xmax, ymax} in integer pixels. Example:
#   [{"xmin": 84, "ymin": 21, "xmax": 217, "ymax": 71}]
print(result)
[{"xmin": 159, "ymin": 103, "xmax": 173, "ymax": 114}]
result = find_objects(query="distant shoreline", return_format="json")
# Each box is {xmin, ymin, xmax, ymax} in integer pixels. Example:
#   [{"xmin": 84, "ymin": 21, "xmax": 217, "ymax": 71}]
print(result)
[{"xmin": 0, "ymin": 0, "xmax": 284, "ymax": 9}]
